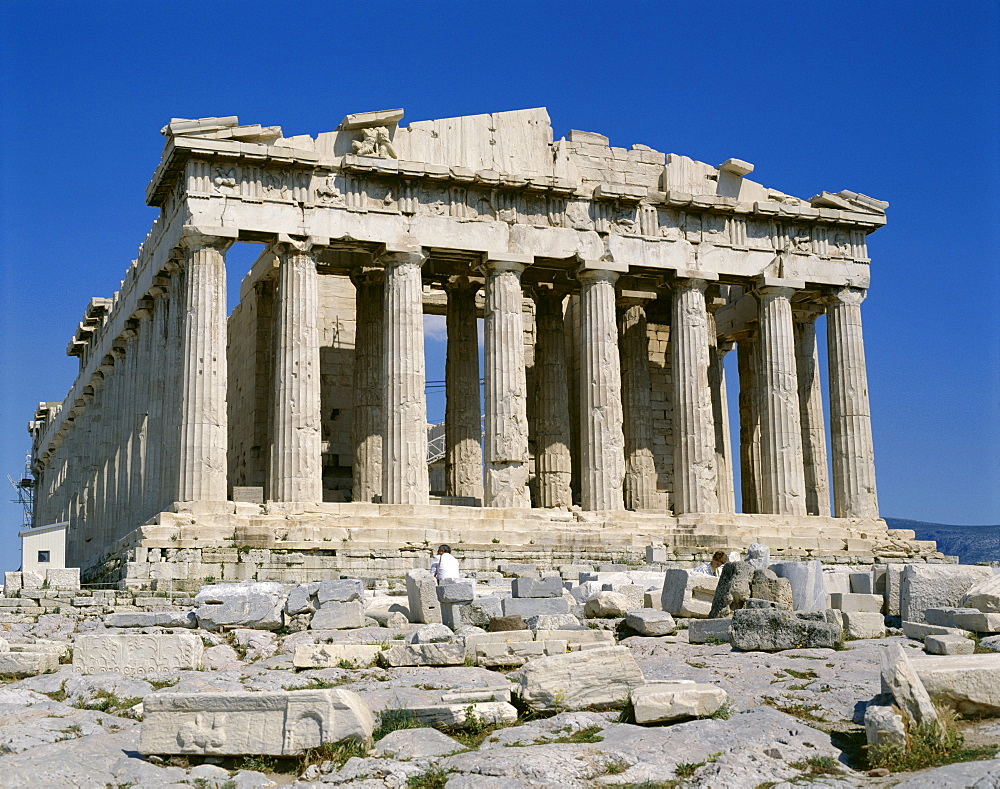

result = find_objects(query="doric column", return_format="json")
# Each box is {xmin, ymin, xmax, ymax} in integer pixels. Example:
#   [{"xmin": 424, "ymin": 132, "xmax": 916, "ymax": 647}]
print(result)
[
  {"xmin": 737, "ymin": 332, "xmax": 762, "ymax": 513},
  {"xmin": 757, "ymin": 281, "xmax": 808, "ymax": 515},
  {"xmin": 579, "ymin": 268, "xmax": 625, "ymax": 511},
  {"xmin": 176, "ymin": 233, "xmax": 232, "ymax": 502},
  {"xmin": 444, "ymin": 277, "xmax": 484, "ymax": 502},
  {"xmin": 130, "ymin": 302, "xmax": 153, "ymax": 528},
  {"xmin": 159, "ymin": 260, "xmax": 184, "ymax": 508},
  {"xmin": 483, "ymin": 258, "xmax": 531, "ymax": 508},
  {"xmin": 108, "ymin": 344, "xmax": 126, "ymax": 542},
  {"xmin": 269, "ymin": 238, "xmax": 323, "ymax": 503},
  {"xmin": 351, "ymin": 265, "xmax": 385, "ymax": 504},
  {"xmin": 618, "ymin": 299, "xmax": 658, "ymax": 510},
  {"xmin": 532, "ymin": 289, "xmax": 573, "ymax": 508},
  {"xmin": 145, "ymin": 276, "xmax": 169, "ymax": 516},
  {"xmin": 826, "ymin": 286, "xmax": 879, "ymax": 517},
  {"xmin": 671, "ymin": 277, "xmax": 719, "ymax": 514},
  {"xmin": 382, "ymin": 250, "xmax": 430, "ymax": 505},
  {"xmin": 793, "ymin": 304, "xmax": 831, "ymax": 516}
]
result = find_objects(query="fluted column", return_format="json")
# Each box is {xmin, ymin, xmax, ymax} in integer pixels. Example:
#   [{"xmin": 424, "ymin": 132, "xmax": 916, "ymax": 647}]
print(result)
[
  {"xmin": 532, "ymin": 289, "xmax": 573, "ymax": 508},
  {"xmin": 269, "ymin": 238, "xmax": 323, "ymax": 503},
  {"xmin": 794, "ymin": 305, "xmax": 831, "ymax": 516},
  {"xmin": 382, "ymin": 250, "xmax": 430, "ymax": 505},
  {"xmin": 176, "ymin": 233, "xmax": 232, "ymax": 502},
  {"xmin": 826, "ymin": 286, "xmax": 879, "ymax": 517},
  {"xmin": 145, "ymin": 277, "xmax": 169, "ymax": 517},
  {"xmin": 483, "ymin": 258, "xmax": 531, "ymax": 507},
  {"xmin": 757, "ymin": 283, "xmax": 808, "ymax": 515},
  {"xmin": 130, "ymin": 302, "xmax": 153, "ymax": 528},
  {"xmin": 351, "ymin": 265, "xmax": 385, "ymax": 504},
  {"xmin": 579, "ymin": 268, "xmax": 625, "ymax": 511},
  {"xmin": 618, "ymin": 300, "xmax": 658, "ymax": 510},
  {"xmin": 159, "ymin": 261, "xmax": 184, "ymax": 508},
  {"xmin": 444, "ymin": 277, "xmax": 484, "ymax": 502},
  {"xmin": 671, "ymin": 278, "xmax": 719, "ymax": 514},
  {"xmin": 737, "ymin": 333, "xmax": 762, "ymax": 513}
]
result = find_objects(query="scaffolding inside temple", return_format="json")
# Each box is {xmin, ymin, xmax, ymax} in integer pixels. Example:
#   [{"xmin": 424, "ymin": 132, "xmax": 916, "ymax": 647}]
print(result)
[{"xmin": 7, "ymin": 453, "xmax": 34, "ymax": 530}]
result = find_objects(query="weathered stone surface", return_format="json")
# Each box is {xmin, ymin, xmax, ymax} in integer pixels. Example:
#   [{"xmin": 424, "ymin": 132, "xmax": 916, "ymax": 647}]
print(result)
[
  {"xmin": 195, "ymin": 582, "xmax": 286, "ymax": 631},
  {"xmin": 624, "ymin": 610, "xmax": 676, "ymax": 636},
  {"xmin": 310, "ymin": 601, "xmax": 364, "ymax": 630},
  {"xmin": 0, "ymin": 651, "xmax": 58, "ymax": 677},
  {"xmin": 284, "ymin": 582, "xmax": 320, "ymax": 615},
  {"xmin": 513, "ymin": 646, "xmax": 644, "ymax": 712},
  {"xmin": 534, "ymin": 629, "xmax": 616, "ymax": 650},
  {"xmin": 830, "ymin": 592, "xmax": 882, "ymax": 613},
  {"xmin": 405, "ymin": 701, "xmax": 518, "ymax": 729},
  {"xmin": 406, "ymin": 623, "xmax": 454, "ymax": 644},
  {"xmin": 405, "ymin": 570, "xmax": 441, "ymax": 625},
  {"xmin": 749, "ymin": 569, "xmax": 793, "ymax": 610},
  {"xmin": 900, "ymin": 565, "xmax": 992, "ymax": 624},
  {"xmin": 911, "ymin": 653, "xmax": 1000, "ymax": 716},
  {"xmin": 449, "ymin": 597, "xmax": 502, "ymax": 629},
  {"xmin": 502, "ymin": 597, "xmax": 569, "ymax": 618},
  {"xmin": 924, "ymin": 634, "xmax": 973, "ymax": 655},
  {"xmin": 524, "ymin": 614, "xmax": 582, "ymax": 631},
  {"xmin": 632, "ymin": 682, "xmax": 727, "ymax": 723},
  {"xmin": 688, "ymin": 618, "xmax": 732, "ymax": 644},
  {"xmin": 864, "ymin": 699, "xmax": 907, "ymax": 749},
  {"xmin": 850, "ymin": 570, "xmax": 874, "ymax": 594},
  {"xmin": 45, "ymin": 568, "xmax": 81, "ymax": 590},
  {"xmin": 292, "ymin": 643, "xmax": 383, "ymax": 668},
  {"xmin": 373, "ymin": 727, "xmax": 465, "ymax": 759},
  {"xmin": 583, "ymin": 592, "xmax": 630, "ymax": 619},
  {"xmin": 488, "ymin": 615, "xmax": 528, "ymax": 632},
  {"xmin": 436, "ymin": 582, "xmax": 475, "ymax": 603},
  {"xmin": 881, "ymin": 643, "xmax": 939, "ymax": 727},
  {"xmin": 709, "ymin": 562, "xmax": 753, "ymax": 618},
  {"xmin": 961, "ymin": 575, "xmax": 1000, "ymax": 613},
  {"xmin": 842, "ymin": 611, "xmax": 885, "ymax": 639},
  {"xmin": 924, "ymin": 607, "xmax": 978, "ymax": 628},
  {"xmin": 105, "ymin": 611, "xmax": 197, "ymax": 628},
  {"xmin": 74, "ymin": 633, "xmax": 203, "ymax": 674},
  {"xmin": 951, "ymin": 610, "xmax": 1000, "ymax": 633},
  {"xmin": 730, "ymin": 609, "xmax": 842, "ymax": 651},
  {"xmin": 379, "ymin": 643, "xmax": 466, "ymax": 667},
  {"xmin": 660, "ymin": 569, "xmax": 719, "ymax": 618},
  {"xmin": 317, "ymin": 579, "xmax": 364, "ymax": 604},
  {"xmin": 902, "ymin": 620, "xmax": 972, "ymax": 640},
  {"xmin": 139, "ymin": 689, "xmax": 373, "ymax": 755},
  {"xmin": 980, "ymin": 635, "xmax": 1000, "ymax": 653},
  {"xmin": 746, "ymin": 543, "xmax": 770, "ymax": 569},
  {"xmin": 512, "ymin": 577, "xmax": 564, "ymax": 598},
  {"xmin": 891, "ymin": 759, "xmax": 1000, "ymax": 788}
]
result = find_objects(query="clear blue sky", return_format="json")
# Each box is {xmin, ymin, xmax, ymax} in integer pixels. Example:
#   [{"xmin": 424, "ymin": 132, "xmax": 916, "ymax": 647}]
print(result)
[{"xmin": 1, "ymin": 1, "xmax": 997, "ymax": 573}]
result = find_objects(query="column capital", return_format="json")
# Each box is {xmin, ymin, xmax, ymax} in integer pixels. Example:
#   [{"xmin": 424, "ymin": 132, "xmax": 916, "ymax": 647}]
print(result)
[
  {"xmin": 349, "ymin": 264, "xmax": 385, "ymax": 287},
  {"xmin": 671, "ymin": 275, "xmax": 712, "ymax": 293},
  {"xmin": 443, "ymin": 274, "xmax": 482, "ymax": 293},
  {"xmin": 792, "ymin": 301, "xmax": 826, "ymax": 323},
  {"xmin": 134, "ymin": 297, "xmax": 154, "ymax": 320},
  {"xmin": 484, "ymin": 257, "xmax": 528, "ymax": 275},
  {"xmin": 577, "ymin": 267, "xmax": 619, "ymax": 285},
  {"xmin": 825, "ymin": 286, "xmax": 867, "ymax": 307},
  {"xmin": 179, "ymin": 227, "xmax": 237, "ymax": 254},
  {"xmin": 272, "ymin": 234, "xmax": 327, "ymax": 256},
  {"xmin": 379, "ymin": 249, "xmax": 426, "ymax": 269}
]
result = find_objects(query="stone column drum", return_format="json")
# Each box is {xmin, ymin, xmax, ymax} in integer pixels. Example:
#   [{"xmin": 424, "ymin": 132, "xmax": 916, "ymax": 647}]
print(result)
[
  {"xmin": 578, "ymin": 268, "xmax": 625, "ymax": 511},
  {"xmin": 176, "ymin": 234, "xmax": 232, "ymax": 503},
  {"xmin": 671, "ymin": 278, "xmax": 719, "ymax": 514},
  {"xmin": 532, "ymin": 289, "xmax": 573, "ymax": 508},
  {"xmin": 826, "ymin": 287, "xmax": 879, "ymax": 517},
  {"xmin": 444, "ymin": 277, "xmax": 484, "ymax": 502},
  {"xmin": 269, "ymin": 239, "xmax": 323, "ymax": 503},
  {"xmin": 351, "ymin": 265, "xmax": 385, "ymax": 504},
  {"xmin": 756, "ymin": 283, "xmax": 808, "ymax": 515},
  {"xmin": 793, "ymin": 305, "xmax": 831, "ymax": 516},
  {"xmin": 382, "ymin": 251, "xmax": 430, "ymax": 505},
  {"xmin": 483, "ymin": 259, "xmax": 531, "ymax": 508},
  {"xmin": 618, "ymin": 300, "xmax": 658, "ymax": 510}
]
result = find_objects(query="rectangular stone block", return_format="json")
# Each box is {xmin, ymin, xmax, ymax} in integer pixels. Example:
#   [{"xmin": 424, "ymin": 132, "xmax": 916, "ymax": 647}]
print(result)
[
  {"xmin": 232, "ymin": 486, "xmax": 264, "ymax": 504},
  {"xmin": 830, "ymin": 593, "xmax": 883, "ymax": 613},
  {"xmin": 924, "ymin": 635, "xmax": 974, "ymax": 655},
  {"xmin": 3, "ymin": 572, "xmax": 22, "ymax": 595},
  {"xmin": 317, "ymin": 579, "xmax": 364, "ymax": 604},
  {"xmin": 311, "ymin": 601, "xmax": 365, "ymax": 630},
  {"xmin": 74, "ymin": 633, "xmax": 203, "ymax": 675},
  {"xmin": 0, "ymin": 651, "xmax": 58, "ymax": 677},
  {"xmin": 660, "ymin": 569, "xmax": 719, "ymax": 618},
  {"xmin": 951, "ymin": 611, "xmax": 1000, "ymax": 634},
  {"xmin": 461, "ymin": 630, "xmax": 533, "ymax": 656},
  {"xmin": 842, "ymin": 611, "xmax": 885, "ymax": 639},
  {"xmin": 512, "ymin": 577, "xmax": 564, "ymax": 599},
  {"xmin": 911, "ymin": 654, "xmax": 1000, "ymax": 716},
  {"xmin": 924, "ymin": 607, "xmax": 978, "ymax": 628},
  {"xmin": 139, "ymin": 689, "xmax": 373, "ymax": 755},
  {"xmin": 901, "ymin": 564, "xmax": 992, "ymax": 624},
  {"xmin": 643, "ymin": 591, "xmax": 664, "ymax": 611},
  {"xmin": 558, "ymin": 564, "xmax": 593, "ymax": 580},
  {"xmin": 502, "ymin": 597, "xmax": 569, "ymax": 617},
  {"xmin": 885, "ymin": 564, "xmax": 904, "ymax": 617},
  {"xmin": 379, "ymin": 643, "xmax": 466, "ymax": 667},
  {"xmin": 534, "ymin": 628, "xmax": 615, "ymax": 650},
  {"xmin": 902, "ymin": 620, "xmax": 972, "ymax": 640},
  {"xmin": 45, "ymin": 568, "xmax": 80, "ymax": 590},
  {"xmin": 497, "ymin": 564, "xmax": 537, "ymax": 577},
  {"xmin": 850, "ymin": 571, "xmax": 874, "ymax": 594},
  {"xmin": 646, "ymin": 546, "xmax": 668, "ymax": 564},
  {"xmin": 405, "ymin": 570, "xmax": 441, "ymax": 625},
  {"xmin": 687, "ymin": 618, "xmax": 732, "ymax": 644},
  {"xmin": 436, "ymin": 582, "xmax": 475, "ymax": 603},
  {"xmin": 770, "ymin": 561, "xmax": 826, "ymax": 611},
  {"xmin": 292, "ymin": 644, "xmax": 383, "ymax": 668}
]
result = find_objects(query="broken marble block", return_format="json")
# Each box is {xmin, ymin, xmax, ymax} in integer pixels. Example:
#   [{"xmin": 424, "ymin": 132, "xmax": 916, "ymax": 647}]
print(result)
[
  {"xmin": 900, "ymin": 565, "xmax": 992, "ymax": 624},
  {"xmin": 436, "ymin": 583, "xmax": 475, "ymax": 603},
  {"xmin": 139, "ymin": 689, "xmax": 373, "ymax": 756},
  {"xmin": 45, "ymin": 568, "xmax": 81, "ymax": 590},
  {"xmin": 730, "ymin": 609, "xmax": 842, "ymax": 651},
  {"xmin": 512, "ymin": 577, "xmax": 564, "ymax": 598},
  {"xmin": 624, "ymin": 610, "xmax": 677, "ymax": 636},
  {"xmin": 285, "ymin": 582, "xmax": 321, "ymax": 615},
  {"xmin": 583, "ymin": 592, "xmax": 631, "ymax": 619},
  {"xmin": 631, "ymin": 682, "xmax": 727, "ymax": 724},
  {"xmin": 404, "ymin": 701, "xmax": 518, "ymax": 728},
  {"xmin": 405, "ymin": 570, "xmax": 442, "ymax": 625},
  {"xmin": 513, "ymin": 646, "xmax": 645, "ymax": 712},
  {"xmin": 961, "ymin": 575, "xmax": 1000, "ymax": 614},
  {"xmin": 881, "ymin": 643, "xmax": 939, "ymax": 727},
  {"xmin": 770, "ymin": 561, "xmax": 827, "ymax": 611},
  {"xmin": 502, "ymin": 596, "xmax": 569, "ymax": 618},
  {"xmin": 951, "ymin": 611, "xmax": 1000, "ymax": 634},
  {"xmin": 195, "ymin": 582, "xmax": 286, "ymax": 631},
  {"xmin": 378, "ymin": 643, "xmax": 466, "ymax": 667},
  {"xmin": 924, "ymin": 635, "xmax": 974, "ymax": 656},
  {"xmin": 830, "ymin": 593, "xmax": 883, "ymax": 613},
  {"xmin": 687, "ymin": 618, "xmax": 732, "ymax": 644},
  {"xmin": 534, "ymin": 628, "xmax": 616, "ymax": 651},
  {"xmin": 311, "ymin": 601, "xmax": 365, "ymax": 630},
  {"xmin": 842, "ymin": 611, "xmax": 885, "ymax": 640},
  {"xmin": 74, "ymin": 633, "xmax": 203, "ymax": 675},
  {"xmin": 292, "ymin": 644, "xmax": 383, "ymax": 669},
  {"xmin": 105, "ymin": 611, "xmax": 198, "ymax": 628},
  {"xmin": 316, "ymin": 579, "xmax": 364, "ymax": 604},
  {"xmin": 709, "ymin": 562, "xmax": 754, "ymax": 618},
  {"xmin": 0, "ymin": 650, "xmax": 58, "ymax": 677},
  {"xmin": 911, "ymin": 653, "xmax": 1000, "ymax": 716},
  {"xmin": 474, "ymin": 639, "xmax": 567, "ymax": 668},
  {"xmin": 864, "ymin": 698, "xmax": 907, "ymax": 749},
  {"xmin": 660, "ymin": 570, "xmax": 719, "ymax": 618}
]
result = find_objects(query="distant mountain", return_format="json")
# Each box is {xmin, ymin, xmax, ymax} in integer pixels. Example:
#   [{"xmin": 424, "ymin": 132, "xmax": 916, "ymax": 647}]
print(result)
[{"xmin": 884, "ymin": 518, "xmax": 1000, "ymax": 565}]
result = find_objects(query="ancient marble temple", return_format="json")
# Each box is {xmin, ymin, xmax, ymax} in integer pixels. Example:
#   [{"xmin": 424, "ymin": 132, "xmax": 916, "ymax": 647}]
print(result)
[{"xmin": 27, "ymin": 108, "xmax": 911, "ymax": 585}]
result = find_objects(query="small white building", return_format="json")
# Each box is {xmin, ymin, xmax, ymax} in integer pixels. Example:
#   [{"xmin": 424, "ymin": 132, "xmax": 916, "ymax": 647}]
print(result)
[{"xmin": 19, "ymin": 521, "xmax": 67, "ymax": 575}]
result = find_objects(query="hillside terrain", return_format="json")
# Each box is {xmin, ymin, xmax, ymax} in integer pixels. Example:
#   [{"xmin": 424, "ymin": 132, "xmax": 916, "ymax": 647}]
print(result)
[{"xmin": 885, "ymin": 517, "xmax": 1000, "ymax": 564}]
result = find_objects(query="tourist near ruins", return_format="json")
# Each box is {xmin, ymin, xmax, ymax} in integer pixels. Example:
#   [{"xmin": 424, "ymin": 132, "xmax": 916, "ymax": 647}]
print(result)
[{"xmin": 4, "ymin": 108, "xmax": 998, "ymax": 787}]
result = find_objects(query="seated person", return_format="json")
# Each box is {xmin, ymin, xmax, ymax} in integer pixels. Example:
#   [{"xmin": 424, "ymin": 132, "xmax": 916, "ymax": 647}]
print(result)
[
  {"xmin": 430, "ymin": 544, "xmax": 460, "ymax": 583},
  {"xmin": 693, "ymin": 550, "xmax": 729, "ymax": 577}
]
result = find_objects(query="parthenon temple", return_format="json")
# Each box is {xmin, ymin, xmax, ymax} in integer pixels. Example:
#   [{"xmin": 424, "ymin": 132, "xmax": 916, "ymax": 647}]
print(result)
[{"xmin": 27, "ymin": 108, "xmax": 933, "ymax": 586}]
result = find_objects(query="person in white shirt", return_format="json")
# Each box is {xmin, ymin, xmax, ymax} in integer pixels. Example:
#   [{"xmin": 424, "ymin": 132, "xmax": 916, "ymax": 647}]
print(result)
[
  {"xmin": 430, "ymin": 544, "xmax": 460, "ymax": 583},
  {"xmin": 692, "ymin": 550, "xmax": 728, "ymax": 577}
]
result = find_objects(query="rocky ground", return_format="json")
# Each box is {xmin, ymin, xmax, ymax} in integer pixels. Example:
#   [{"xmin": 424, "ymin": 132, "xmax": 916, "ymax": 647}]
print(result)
[{"xmin": 0, "ymin": 611, "xmax": 997, "ymax": 788}]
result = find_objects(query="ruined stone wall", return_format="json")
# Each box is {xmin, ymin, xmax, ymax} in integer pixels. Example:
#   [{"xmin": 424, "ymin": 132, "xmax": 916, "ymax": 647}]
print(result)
[{"xmin": 647, "ymin": 319, "xmax": 674, "ymax": 511}]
